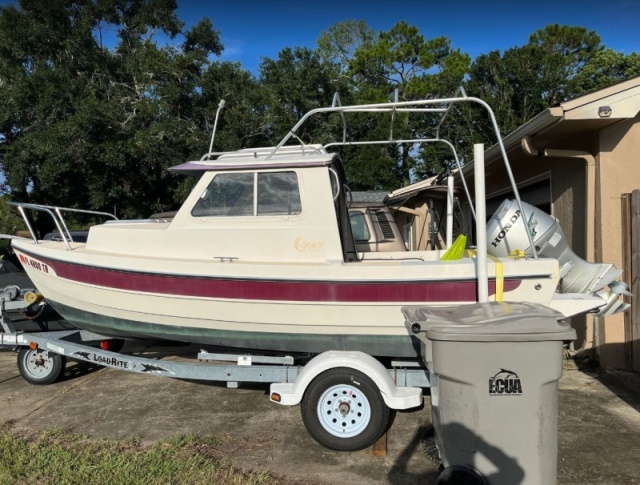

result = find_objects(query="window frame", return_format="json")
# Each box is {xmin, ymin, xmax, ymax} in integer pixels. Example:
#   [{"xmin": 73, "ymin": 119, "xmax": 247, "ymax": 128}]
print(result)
[{"xmin": 190, "ymin": 170, "xmax": 303, "ymax": 219}]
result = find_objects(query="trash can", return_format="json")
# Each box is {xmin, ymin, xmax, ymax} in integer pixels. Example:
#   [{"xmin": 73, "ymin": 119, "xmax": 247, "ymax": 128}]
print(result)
[{"xmin": 403, "ymin": 302, "xmax": 576, "ymax": 485}]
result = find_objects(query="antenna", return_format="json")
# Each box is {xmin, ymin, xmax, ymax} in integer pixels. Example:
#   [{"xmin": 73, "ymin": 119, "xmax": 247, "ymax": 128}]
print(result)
[{"xmin": 208, "ymin": 99, "xmax": 226, "ymax": 154}]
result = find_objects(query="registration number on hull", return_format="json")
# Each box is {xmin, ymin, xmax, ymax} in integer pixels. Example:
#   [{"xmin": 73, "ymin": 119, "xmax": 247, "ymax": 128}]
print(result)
[{"xmin": 18, "ymin": 253, "xmax": 50, "ymax": 274}]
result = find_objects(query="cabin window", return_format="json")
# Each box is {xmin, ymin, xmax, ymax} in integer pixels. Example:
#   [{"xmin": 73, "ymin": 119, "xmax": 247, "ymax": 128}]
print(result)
[
  {"xmin": 349, "ymin": 211, "xmax": 370, "ymax": 241},
  {"xmin": 258, "ymin": 172, "xmax": 302, "ymax": 215},
  {"xmin": 191, "ymin": 171, "xmax": 301, "ymax": 217},
  {"xmin": 191, "ymin": 173, "xmax": 254, "ymax": 217}
]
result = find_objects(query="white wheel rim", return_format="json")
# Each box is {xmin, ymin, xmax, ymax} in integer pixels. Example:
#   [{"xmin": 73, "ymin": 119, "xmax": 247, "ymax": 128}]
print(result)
[
  {"xmin": 317, "ymin": 384, "xmax": 371, "ymax": 438},
  {"xmin": 23, "ymin": 351, "xmax": 54, "ymax": 378}
]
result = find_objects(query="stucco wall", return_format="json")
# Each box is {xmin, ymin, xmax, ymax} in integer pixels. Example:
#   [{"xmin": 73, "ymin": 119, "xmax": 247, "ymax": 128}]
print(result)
[
  {"xmin": 597, "ymin": 116, "xmax": 640, "ymax": 265},
  {"xmin": 596, "ymin": 115, "xmax": 640, "ymax": 368},
  {"xmin": 548, "ymin": 162, "xmax": 589, "ymax": 349},
  {"xmin": 435, "ymin": 105, "xmax": 640, "ymax": 368},
  {"xmin": 477, "ymin": 118, "xmax": 640, "ymax": 368},
  {"xmin": 551, "ymin": 162, "xmax": 586, "ymax": 257}
]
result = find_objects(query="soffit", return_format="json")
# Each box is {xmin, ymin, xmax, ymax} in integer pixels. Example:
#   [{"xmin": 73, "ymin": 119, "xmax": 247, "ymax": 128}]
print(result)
[{"xmin": 481, "ymin": 76, "xmax": 640, "ymax": 168}]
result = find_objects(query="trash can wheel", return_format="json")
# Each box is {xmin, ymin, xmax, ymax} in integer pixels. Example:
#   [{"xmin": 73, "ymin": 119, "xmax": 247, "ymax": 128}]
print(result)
[
  {"xmin": 422, "ymin": 425, "xmax": 442, "ymax": 464},
  {"xmin": 300, "ymin": 367, "xmax": 390, "ymax": 451},
  {"xmin": 17, "ymin": 347, "xmax": 66, "ymax": 385},
  {"xmin": 437, "ymin": 465, "xmax": 487, "ymax": 485}
]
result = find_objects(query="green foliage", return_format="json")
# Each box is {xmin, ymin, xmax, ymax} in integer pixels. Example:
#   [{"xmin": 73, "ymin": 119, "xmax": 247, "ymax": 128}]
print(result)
[
  {"xmin": 349, "ymin": 20, "xmax": 469, "ymax": 95},
  {"xmin": 0, "ymin": 0, "xmax": 251, "ymax": 219},
  {"xmin": 337, "ymin": 21, "xmax": 471, "ymax": 185},
  {"xmin": 0, "ymin": 196, "xmax": 24, "ymax": 234},
  {"xmin": 527, "ymin": 24, "xmax": 602, "ymax": 106},
  {"xmin": 259, "ymin": 46, "xmax": 345, "ymax": 144},
  {"xmin": 0, "ymin": 195, "xmax": 26, "ymax": 251},
  {"xmin": 460, "ymin": 24, "xmax": 606, "ymax": 162},
  {"xmin": 316, "ymin": 19, "xmax": 375, "ymax": 74},
  {"xmin": 0, "ymin": 7, "xmax": 637, "ymax": 208},
  {"xmin": 574, "ymin": 49, "xmax": 640, "ymax": 95}
]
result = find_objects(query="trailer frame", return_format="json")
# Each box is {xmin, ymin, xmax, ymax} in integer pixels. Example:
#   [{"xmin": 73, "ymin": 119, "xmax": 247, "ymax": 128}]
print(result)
[{"xmin": 0, "ymin": 290, "xmax": 430, "ymax": 451}]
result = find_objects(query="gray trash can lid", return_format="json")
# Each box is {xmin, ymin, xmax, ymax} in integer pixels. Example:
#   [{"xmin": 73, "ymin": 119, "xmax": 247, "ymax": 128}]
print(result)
[{"xmin": 417, "ymin": 302, "xmax": 576, "ymax": 342}]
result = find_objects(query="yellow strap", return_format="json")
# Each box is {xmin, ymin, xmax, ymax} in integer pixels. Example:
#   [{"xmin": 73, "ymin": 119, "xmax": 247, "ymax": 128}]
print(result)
[
  {"xmin": 487, "ymin": 254, "xmax": 504, "ymax": 301},
  {"xmin": 464, "ymin": 249, "xmax": 504, "ymax": 301}
]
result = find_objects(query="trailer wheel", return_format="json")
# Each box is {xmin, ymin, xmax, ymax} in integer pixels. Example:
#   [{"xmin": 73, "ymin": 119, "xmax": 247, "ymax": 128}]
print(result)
[
  {"xmin": 301, "ymin": 367, "xmax": 390, "ymax": 451},
  {"xmin": 17, "ymin": 348, "xmax": 66, "ymax": 385}
]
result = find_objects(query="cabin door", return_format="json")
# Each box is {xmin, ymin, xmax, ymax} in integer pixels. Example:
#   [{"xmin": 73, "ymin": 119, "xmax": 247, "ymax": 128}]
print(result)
[{"xmin": 330, "ymin": 161, "xmax": 358, "ymax": 262}]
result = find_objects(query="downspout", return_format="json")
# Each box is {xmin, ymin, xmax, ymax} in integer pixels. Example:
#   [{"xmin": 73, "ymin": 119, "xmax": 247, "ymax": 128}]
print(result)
[{"xmin": 521, "ymin": 135, "xmax": 597, "ymax": 353}]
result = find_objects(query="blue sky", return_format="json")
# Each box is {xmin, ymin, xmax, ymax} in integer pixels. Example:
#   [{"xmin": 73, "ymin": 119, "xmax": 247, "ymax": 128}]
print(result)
[
  {"xmin": 176, "ymin": 0, "xmax": 640, "ymax": 74},
  {"xmin": 0, "ymin": 0, "xmax": 637, "ymax": 73}
]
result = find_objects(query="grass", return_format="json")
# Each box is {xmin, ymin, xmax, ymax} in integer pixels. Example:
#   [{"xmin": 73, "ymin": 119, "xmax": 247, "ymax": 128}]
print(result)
[{"xmin": 0, "ymin": 427, "xmax": 277, "ymax": 485}]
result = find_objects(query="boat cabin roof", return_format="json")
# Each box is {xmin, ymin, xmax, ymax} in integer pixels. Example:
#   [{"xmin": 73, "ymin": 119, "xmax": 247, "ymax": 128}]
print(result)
[{"xmin": 170, "ymin": 144, "xmax": 335, "ymax": 175}]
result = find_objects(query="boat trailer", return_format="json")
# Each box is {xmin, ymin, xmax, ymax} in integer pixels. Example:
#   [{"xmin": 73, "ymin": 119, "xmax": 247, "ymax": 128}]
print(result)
[
  {"xmin": 0, "ymin": 285, "xmax": 429, "ymax": 452},
  {"xmin": 1, "ymin": 287, "xmax": 575, "ymax": 483}
]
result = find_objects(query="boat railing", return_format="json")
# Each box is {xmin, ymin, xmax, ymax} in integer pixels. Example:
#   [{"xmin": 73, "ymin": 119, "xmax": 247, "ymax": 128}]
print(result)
[
  {"xmin": 325, "ymin": 137, "xmax": 476, "ymax": 222},
  {"xmin": 263, "ymin": 88, "xmax": 536, "ymax": 258},
  {"xmin": 200, "ymin": 144, "xmax": 326, "ymax": 162},
  {"xmin": 197, "ymin": 88, "xmax": 534, "ymax": 259},
  {"xmin": 8, "ymin": 202, "xmax": 118, "ymax": 250}
]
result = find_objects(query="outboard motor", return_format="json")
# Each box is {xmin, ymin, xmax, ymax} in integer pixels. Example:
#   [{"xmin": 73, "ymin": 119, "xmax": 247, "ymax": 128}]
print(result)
[{"xmin": 487, "ymin": 199, "xmax": 629, "ymax": 315}]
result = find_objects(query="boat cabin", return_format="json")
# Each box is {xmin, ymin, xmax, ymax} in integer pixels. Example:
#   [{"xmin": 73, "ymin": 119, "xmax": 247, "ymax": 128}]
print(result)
[{"xmin": 86, "ymin": 146, "xmax": 365, "ymax": 264}]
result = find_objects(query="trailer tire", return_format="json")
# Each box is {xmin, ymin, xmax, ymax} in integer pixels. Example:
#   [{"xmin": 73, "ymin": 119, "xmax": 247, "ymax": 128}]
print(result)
[
  {"xmin": 301, "ymin": 367, "xmax": 390, "ymax": 451},
  {"xmin": 17, "ymin": 348, "xmax": 65, "ymax": 385}
]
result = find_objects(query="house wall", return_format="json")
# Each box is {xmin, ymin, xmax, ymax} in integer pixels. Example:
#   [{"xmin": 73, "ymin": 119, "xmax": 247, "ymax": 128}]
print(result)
[
  {"xmin": 394, "ymin": 105, "xmax": 640, "ymax": 369},
  {"xmin": 479, "ymin": 151, "xmax": 592, "ymax": 352},
  {"xmin": 463, "ymin": 116, "xmax": 640, "ymax": 368},
  {"xmin": 595, "ymin": 114, "xmax": 640, "ymax": 368}
]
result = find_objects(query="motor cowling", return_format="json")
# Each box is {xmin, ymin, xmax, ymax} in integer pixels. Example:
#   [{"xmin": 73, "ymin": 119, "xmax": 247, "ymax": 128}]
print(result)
[{"xmin": 486, "ymin": 200, "xmax": 627, "ymax": 304}]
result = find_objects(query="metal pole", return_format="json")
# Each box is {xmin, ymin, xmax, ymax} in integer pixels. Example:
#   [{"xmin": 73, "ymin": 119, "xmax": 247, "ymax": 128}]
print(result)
[
  {"xmin": 446, "ymin": 175, "xmax": 454, "ymax": 248},
  {"xmin": 474, "ymin": 144, "xmax": 489, "ymax": 303},
  {"xmin": 208, "ymin": 99, "xmax": 226, "ymax": 155},
  {"xmin": 17, "ymin": 206, "xmax": 38, "ymax": 244}
]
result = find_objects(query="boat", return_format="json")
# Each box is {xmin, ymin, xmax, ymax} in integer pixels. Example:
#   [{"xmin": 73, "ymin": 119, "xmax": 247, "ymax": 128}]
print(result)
[{"xmin": 8, "ymin": 92, "xmax": 630, "ymax": 358}]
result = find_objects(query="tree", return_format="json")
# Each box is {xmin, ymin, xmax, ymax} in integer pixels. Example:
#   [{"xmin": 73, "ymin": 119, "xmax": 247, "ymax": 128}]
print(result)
[
  {"xmin": 199, "ymin": 61, "xmax": 268, "ymax": 152},
  {"xmin": 349, "ymin": 21, "xmax": 462, "ymax": 95},
  {"xmin": 346, "ymin": 21, "xmax": 470, "ymax": 185},
  {"xmin": 574, "ymin": 49, "xmax": 640, "ymax": 95},
  {"xmin": 0, "ymin": 0, "xmax": 225, "ymax": 222},
  {"xmin": 462, "ymin": 24, "xmax": 604, "ymax": 157},
  {"xmin": 316, "ymin": 19, "xmax": 375, "ymax": 75},
  {"xmin": 0, "ymin": 0, "xmax": 109, "ymax": 205},
  {"xmin": 259, "ymin": 46, "xmax": 347, "ymax": 145},
  {"xmin": 464, "ymin": 45, "xmax": 549, "ymax": 141},
  {"xmin": 0, "ymin": 196, "xmax": 27, "ymax": 248},
  {"xmin": 527, "ymin": 24, "xmax": 602, "ymax": 106}
]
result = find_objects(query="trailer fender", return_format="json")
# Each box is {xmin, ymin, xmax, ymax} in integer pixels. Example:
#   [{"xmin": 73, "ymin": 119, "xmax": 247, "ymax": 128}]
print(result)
[{"xmin": 270, "ymin": 350, "xmax": 422, "ymax": 409}]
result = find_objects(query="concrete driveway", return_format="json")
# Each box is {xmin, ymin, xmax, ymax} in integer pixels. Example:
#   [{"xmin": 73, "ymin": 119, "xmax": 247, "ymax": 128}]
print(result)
[{"xmin": 1, "ymin": 342, "xmax": 639, "ymax": 484}]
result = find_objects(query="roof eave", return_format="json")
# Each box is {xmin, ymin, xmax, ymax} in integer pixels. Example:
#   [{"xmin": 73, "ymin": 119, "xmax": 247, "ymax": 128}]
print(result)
[
  {"xmin": 471, "ymin": 77, "xmax": 640, "ymax": 174},
  {"xmin": 481, "ymin": 107, "xmax": 565, "ymax": 168}
]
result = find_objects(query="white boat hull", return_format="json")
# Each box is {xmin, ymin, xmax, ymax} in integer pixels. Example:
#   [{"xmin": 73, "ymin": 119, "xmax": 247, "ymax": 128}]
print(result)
[{"xmin": 12, "ymin": 240, "xmax": 583, "ymax": 357}]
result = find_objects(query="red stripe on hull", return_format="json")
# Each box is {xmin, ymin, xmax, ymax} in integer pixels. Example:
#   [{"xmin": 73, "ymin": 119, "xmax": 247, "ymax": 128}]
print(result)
[{"xmin": 19, "ymin": 250, "xmax": 522, "ymax": 303}]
